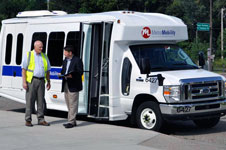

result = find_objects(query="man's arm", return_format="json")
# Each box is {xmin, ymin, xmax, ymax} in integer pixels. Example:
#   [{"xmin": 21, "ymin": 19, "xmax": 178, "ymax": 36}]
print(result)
[
  {"xmin": 45, "ymin": 55, "xmax": 51, "ymax": 90},
  {"xmin": 22, "ymin": 52, "xmax": 28, "ymax": 90},
  {"xmin": 22, "ymin": 69, "xmax": 28, "ymax": 90},
  {"xmin": 46, "ymin": 71, "xmax": 51, "ymax": 90}
]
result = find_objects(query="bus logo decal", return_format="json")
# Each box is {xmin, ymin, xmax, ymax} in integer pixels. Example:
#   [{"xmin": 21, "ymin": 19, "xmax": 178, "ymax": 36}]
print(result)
[
  {"xmin": 142, "ymin": 27, "xmax": 151, "ymax": 38},
  {"xmin": 136, "ymin": 77, "xmax": 144, "ymax": 82}
]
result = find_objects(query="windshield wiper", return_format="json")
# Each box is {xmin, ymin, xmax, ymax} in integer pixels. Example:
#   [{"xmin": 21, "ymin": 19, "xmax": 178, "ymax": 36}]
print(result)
[
  {"xmin": 151, "ymin": 66, "xmax": 169, "ymax": 70},
  {"xmin": 188, "ymin": 65, "xmax": 199, "ymax": 69},
  {"xmin": 172, "ymin": 62, "xmax": 187, "ymax": 65},
  {"xmin": 171, "ymin": 64, "xmax": 199, "ymax": 69}
]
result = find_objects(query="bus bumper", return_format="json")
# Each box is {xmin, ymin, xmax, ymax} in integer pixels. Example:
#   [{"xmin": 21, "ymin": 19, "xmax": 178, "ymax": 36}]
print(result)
[{"xmin": 159, "ymin": 99, "xmax": 226, "ymax": 120}]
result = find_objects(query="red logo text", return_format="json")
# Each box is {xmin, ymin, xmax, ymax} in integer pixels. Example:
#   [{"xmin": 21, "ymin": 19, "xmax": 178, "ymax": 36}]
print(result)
[{"xmin": 141, "ymin": 27, "xmax": 151, "ymax": 38}]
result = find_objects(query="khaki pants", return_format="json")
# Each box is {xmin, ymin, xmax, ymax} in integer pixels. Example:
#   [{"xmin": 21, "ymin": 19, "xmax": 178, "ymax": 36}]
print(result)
[
  {"xmin": 64, "ymin": 82, "xmax": 79, "ymax": 125},
  {"xmin": 25, "ymin": 78, "xmax": 45, "ymax": 122}
]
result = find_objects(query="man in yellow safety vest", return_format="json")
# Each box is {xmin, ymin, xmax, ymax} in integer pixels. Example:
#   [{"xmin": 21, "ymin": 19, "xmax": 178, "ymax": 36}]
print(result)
[{"xmin": 22, "ymin": 40, "xmax": 51, "ymax": 127}]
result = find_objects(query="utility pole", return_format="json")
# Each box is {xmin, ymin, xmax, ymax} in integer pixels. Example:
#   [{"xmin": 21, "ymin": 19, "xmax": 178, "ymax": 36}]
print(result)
[
  {"xmin": 221, "ymin": 8, "xmax": 225, "ymax": 60},
  {"xmin": 208, "ymin": 0, "xmax": 213, "ymax": 71},
  {"xmin": 47, "ymin": 0, "xmax": 50, "ymax": 10}
]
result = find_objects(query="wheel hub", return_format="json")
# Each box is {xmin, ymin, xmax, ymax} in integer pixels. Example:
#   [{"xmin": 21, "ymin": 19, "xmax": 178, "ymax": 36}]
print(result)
[{"xmin": 140, "ymin": 108, "xmax": 156, "ymax": 129}]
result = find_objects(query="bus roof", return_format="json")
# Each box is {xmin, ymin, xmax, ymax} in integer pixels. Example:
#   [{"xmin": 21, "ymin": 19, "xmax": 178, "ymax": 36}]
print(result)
[
  {"xmin": 2, "ymin": 11, "xmax": 188, "ymax": 43},
  {"xmin": 2, "ymin": 11, "xmax": 186, "ymax": 28}
]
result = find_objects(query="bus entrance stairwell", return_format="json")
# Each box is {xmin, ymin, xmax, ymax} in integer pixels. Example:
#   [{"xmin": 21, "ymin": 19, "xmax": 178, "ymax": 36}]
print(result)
[{"xmin": 80, "ymin": 22, "xmax": 112, "ymax": 119}]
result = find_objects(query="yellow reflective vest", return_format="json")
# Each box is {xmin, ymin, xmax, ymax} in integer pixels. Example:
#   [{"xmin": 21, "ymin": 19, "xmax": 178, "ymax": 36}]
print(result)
[{"xmin": 26, "ymin": 51, "xmax": 48, "ymax": 83}]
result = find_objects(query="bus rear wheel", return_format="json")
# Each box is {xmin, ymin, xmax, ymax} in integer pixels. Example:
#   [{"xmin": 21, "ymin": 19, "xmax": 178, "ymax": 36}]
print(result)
[{"xmin": 136, "ymin": 101, "xmax": 162, "ymax": 131}]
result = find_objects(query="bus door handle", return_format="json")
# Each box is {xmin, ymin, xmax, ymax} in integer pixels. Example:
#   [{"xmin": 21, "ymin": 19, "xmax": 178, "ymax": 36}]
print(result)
[{"xmin": 13, "ymin": 71, "xmax": 16, "ymax": 77}]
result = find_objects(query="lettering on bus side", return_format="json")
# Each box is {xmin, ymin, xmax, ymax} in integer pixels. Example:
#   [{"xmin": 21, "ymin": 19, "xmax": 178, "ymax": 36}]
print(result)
[{"xmin": 145, "ymin": 77, "xmax": 158, "ymax": 83}]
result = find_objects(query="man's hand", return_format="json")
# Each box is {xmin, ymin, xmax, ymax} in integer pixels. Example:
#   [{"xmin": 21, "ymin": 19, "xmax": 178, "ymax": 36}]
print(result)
[
  {"xmin": 46, "ymin": 82, "xmax": 51, "ymax": 91},
  {"xmin": 23, "ymin": 82, "xmax": 28, "ymax": 90},
  {"xmin": 65, "ymin": 74, "xmax": 72, "ymax": 79}
]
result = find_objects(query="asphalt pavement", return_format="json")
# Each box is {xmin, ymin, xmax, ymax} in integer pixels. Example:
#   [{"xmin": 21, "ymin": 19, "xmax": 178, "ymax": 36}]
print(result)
[{"xmin": 1, "ymin": 99, "xmax": 226, "ymax": 150}]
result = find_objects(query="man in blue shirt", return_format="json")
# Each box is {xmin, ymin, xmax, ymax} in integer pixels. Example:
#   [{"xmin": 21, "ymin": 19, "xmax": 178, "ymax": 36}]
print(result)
[{"xmin": 22, "ymin": 40, "xmax": 51, "ymax": 127}]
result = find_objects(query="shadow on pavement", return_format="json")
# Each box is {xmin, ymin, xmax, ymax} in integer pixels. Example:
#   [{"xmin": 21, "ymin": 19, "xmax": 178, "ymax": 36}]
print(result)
[
  {"xmin": 7, "ymin": 107, "xmax": 226, "ymax": 135},
  {"xmin": 161, "ymin": 119, "xmax": 226, "ymax": 136},
  {"xmin": 7, "ymin": 108, "xmax": 25, "ymax": 113}
]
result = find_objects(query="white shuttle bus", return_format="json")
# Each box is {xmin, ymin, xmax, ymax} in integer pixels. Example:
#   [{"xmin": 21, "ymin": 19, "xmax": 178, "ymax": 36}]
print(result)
[{"xmin": 1, "ymin": 10, "xmax": 226, "ymax": 131}]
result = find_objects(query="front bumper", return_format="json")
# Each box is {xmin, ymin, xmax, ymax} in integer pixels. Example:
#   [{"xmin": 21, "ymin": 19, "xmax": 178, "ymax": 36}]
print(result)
[{"xmin": 160, "ymin": 99, "xmax": 226, "ymax": 120}]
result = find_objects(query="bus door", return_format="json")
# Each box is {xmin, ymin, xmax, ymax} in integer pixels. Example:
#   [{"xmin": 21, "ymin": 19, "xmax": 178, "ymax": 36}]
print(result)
[
  {"xmin": 1, "ymin": 24, "xmax": 15, "ymax": 88},
  {"xmin": 12, "ymin": 23, "xmax": 27, "ymax": 90},
  {"xmin": 80, "ymin": 22, "xmax": 113, "ymax": 118},
  {"xmin": 1, "ymin": 23, "xmax": 26, "ymax": 91}
]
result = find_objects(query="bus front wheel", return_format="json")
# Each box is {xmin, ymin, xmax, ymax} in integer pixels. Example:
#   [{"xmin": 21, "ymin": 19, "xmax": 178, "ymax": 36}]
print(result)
[{"xmin": 136, "ymin": 101, "xmax": 162, "ymax": 131}]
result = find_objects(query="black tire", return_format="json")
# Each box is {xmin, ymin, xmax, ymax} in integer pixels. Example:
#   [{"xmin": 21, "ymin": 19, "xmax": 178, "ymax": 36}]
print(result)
[
  {"xmin": 193, "ymin": 117, "xmax": 220, "ymax": 128},
  {"xmin": 136, "ymin": 101, "xmax": 163, "ymax": 131}
]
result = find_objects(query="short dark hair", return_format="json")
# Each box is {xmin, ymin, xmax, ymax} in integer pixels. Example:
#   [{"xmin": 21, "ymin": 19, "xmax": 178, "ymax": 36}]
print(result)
[{"xmin": 64, "ymin": 45, "xmax": 74, "ymax": 54}]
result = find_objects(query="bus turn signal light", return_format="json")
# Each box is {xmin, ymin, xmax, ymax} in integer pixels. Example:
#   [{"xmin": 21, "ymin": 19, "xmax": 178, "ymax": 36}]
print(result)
[{"xmin": 164, "ymin": 91, "xmax": 170, "ymax": 95}]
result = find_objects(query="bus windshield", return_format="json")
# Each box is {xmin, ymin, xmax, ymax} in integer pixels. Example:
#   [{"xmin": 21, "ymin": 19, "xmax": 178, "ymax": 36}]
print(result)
[{"xmin": 130, "ymin": 44, "xmax": 198, "ymax": 72}]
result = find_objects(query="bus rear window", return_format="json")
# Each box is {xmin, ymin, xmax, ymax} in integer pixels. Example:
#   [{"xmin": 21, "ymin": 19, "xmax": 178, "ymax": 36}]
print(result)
[
  {"xmin": 16, "ymin": 33, "xmax": 24, "ymax": 65},
  {"xmin": 5, "ymin": 34, "xmax": 13, "ymax": 65}
]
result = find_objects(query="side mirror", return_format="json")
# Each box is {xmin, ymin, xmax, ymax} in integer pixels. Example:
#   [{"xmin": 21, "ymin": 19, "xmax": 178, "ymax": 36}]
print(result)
[
  {"xmin": 140, "ymin": 58, "xmax": 151, "ymax": 74},
  {"xmin": 198, "ymin": 51, "xmax": 205, "ymax": 68}
]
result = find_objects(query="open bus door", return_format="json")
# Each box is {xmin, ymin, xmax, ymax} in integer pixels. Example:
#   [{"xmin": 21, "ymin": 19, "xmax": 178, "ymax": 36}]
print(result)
[{"xmin": 80, "ymin": 22, "xmax": 113, "ymax": 119}]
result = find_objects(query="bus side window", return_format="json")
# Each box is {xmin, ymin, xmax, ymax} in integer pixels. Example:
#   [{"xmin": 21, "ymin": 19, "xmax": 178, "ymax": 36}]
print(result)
[
  {"xmin": 5, "ymin": 34, "xmax": 13, "ymax": 65},
  {"xmin": 31, "ymin": 32, "xmax": 47, "ymax": 53},
  {"xmin": 66, "ymin": 31, "xmax": 80, "ymax": 57},
  {"xmin": 16, "ymin": 33, "xmax": 24, "ymax": 65},
  {"xmin": 121, "ymin": 58, "xmax": 132, "ymax": 96},
  {"xmin": 47, "ymin": 32, "xmax": 65, "ymax": 66}
]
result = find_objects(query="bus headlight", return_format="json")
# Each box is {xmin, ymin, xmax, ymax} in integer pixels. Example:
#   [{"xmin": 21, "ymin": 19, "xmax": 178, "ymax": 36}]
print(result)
[{"xmin": 163, "ymin": 85, "xmax": 180, "ymax": 103}]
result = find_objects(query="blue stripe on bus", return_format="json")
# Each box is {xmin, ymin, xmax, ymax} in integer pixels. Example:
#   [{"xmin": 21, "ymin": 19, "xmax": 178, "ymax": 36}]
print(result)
[
  {"xmin": 49, "ymin": 68, "xmax": 62, "ymax": 79},
  {"xmin": 2, "ymin": 65, "xmax": 62, "ymax": 80},
  {"xmin": 2, "ymin": 66, "xmax": 14, "ymax": 76}
]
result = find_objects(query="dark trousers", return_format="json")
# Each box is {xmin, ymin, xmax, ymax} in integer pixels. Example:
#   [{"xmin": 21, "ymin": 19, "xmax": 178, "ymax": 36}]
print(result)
[{"xmin": 25, "ymin": 78, "xmax": 45, "ymax": 122}]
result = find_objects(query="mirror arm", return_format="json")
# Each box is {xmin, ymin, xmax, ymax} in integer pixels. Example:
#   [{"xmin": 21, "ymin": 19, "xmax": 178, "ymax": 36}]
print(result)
[{"xmin": 146, "ymin": 74, "xmax": 165, "ymax": 86}]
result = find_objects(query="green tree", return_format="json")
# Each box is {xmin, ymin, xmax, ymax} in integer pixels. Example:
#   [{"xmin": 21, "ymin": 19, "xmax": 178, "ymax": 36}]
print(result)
[
  {"xmin": 166, "ymin": 0, "xmax": 209, "ymax": 41},
  {"xmin": 179, "ymin": 39, "xmax": 209, "ymax": 63},
  {"xmin": 50, "ymin": 0, "xmax": 81, "ymax": 13},
  {"xmin": 0, "ymin": 0, "xmax": 46, "ymax": 21}
]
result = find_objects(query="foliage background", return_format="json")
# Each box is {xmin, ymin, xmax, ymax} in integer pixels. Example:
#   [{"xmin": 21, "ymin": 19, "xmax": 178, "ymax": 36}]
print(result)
[{"xmin": 0, "ymin": 0, "xmax": 226, "ymax": 68}]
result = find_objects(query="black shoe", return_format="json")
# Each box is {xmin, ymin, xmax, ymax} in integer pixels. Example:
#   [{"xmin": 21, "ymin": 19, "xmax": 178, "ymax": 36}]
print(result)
[
  {"xmin": 63, "ymin": 122, "xmax": 77, "ymax": 127},
  {"xmin": 64, "ymin": 123, "xmax": 75, "ymax": 128},
  {"xmin": 63, "ymin": 123, "xmax": 68, "ymax": 127}
]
